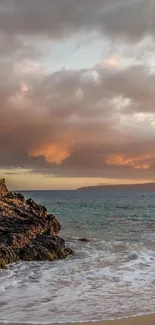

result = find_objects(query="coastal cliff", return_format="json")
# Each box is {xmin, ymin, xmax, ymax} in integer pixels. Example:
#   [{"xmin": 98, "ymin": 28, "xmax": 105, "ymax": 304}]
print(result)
[{"xmin": 0, "ymin": 179, "xmax": 73, "ymax": 268}]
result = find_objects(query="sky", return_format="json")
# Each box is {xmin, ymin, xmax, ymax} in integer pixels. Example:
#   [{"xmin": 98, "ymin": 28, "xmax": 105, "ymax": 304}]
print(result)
[{"xmin": 1, "ymin": 0, "xmax": 155, "ymax": 190}]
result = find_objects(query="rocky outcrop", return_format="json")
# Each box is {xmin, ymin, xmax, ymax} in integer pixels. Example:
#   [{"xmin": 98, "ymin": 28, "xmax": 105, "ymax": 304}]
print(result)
[
  {"xmin": 0, "ymin": 180, "xmax": 74, "ymax": 268},
  {"xmin": 0, "ymin": 179, "xmax": 9, "ymax": 197}
]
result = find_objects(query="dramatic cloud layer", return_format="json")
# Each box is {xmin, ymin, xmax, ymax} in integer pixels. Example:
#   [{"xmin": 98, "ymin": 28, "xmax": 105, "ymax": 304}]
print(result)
[
  {"xmin": 0, "ymin": 0, "xmax": 155, "ymax": 187},
  {"xmin": 0, "ymin": 0, "xmax": 155, "ymax": 40},
  {"xmin": 1, "ymin": 63, "xmax": 155, "ymax": 180}
]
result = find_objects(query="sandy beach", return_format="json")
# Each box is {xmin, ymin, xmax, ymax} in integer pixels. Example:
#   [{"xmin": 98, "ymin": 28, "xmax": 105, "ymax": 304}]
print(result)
[
  {"xmin": 79, "ymin": 314, "xmax": 155, "ymax": 324},
  {"xmin": 1, "ymin": 314, "xmax": 155, "ymax": 325}
]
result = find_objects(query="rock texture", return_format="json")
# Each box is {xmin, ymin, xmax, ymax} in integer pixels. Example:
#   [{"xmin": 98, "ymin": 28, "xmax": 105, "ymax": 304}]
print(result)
[
  {"xmin": 0, "ymin": 180, "xmax": 74, "ymax": 268},
  {"xmin": 0, "ymin": 179, "xmax": 9, "ymax": 197}
]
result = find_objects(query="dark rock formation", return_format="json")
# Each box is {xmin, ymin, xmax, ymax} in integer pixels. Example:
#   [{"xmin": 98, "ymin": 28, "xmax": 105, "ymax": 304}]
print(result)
[
  {"xmin": 0, "ymin": 179, "xmax": 9, "ymax": 197},
  {"xmin": 0, "ymin": 179, "xmax": 74, "ymax": 268},
  {"xmin": 78, "ymin": 237, "xmax": 89, "ymax": 243}
]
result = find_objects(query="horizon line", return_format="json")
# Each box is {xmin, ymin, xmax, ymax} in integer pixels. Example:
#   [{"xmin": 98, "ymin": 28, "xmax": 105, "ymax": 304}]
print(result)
[{"xmin": 11, "ymin": 181, "xmax": 155, "ymax": 192}]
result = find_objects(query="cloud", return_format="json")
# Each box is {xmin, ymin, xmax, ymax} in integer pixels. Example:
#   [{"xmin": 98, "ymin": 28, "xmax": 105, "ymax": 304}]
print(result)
[
  {"xmin": 1, "ymin": 59, "xmax": 155, "ymax": 181},
  {"xmin": 104, "ymin": 54, "xmax": 120, "ymax": 68},
  {"xmin": 0, "ymin": 0, "xmax": 154, "ymax": 41},
  {"xmin": 1, "ymin": 0, "xmax": 155, "ymax": 184},
  {"xmin": 29, "ymin": 143, "xmax": 70, "ymax": 165}
]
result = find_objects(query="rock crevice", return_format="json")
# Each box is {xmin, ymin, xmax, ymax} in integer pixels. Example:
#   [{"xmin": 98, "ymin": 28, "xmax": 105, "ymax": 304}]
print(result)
[{"xmin": 0, "ymin": 180, "xmax": 73, "ymax": 268}]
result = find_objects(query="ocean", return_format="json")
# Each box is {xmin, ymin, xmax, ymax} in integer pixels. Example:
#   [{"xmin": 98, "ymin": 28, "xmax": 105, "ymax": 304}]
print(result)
[{"xmin": 1, "ymin": 189, "xmax": 155, "ymax": 323}]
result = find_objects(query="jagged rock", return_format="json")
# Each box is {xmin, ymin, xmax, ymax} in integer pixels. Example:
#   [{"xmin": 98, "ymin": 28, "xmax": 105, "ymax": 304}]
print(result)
[
  {"xmin": 0, "ymin": 179, "xmax": 9, "ymax": 197},
  {"xmin": 0, "ymin": 179, "xmax": 74, "ymax": 268}
]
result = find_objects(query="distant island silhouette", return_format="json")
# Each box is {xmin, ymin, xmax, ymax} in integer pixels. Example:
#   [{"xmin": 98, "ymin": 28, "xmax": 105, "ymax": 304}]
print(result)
[{"xmin": 77, "ymin": 182, "xmax": 155, "ymax": 191}]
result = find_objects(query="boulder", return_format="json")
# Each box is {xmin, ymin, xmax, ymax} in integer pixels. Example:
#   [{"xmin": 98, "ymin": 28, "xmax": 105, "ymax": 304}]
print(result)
[{"xmin": 0, "ymin": 179, "xmax": 74, "ymax": 268}]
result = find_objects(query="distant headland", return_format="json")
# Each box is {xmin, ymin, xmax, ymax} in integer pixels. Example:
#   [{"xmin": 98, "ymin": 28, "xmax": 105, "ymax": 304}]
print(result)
[{"xmin": 77, "ymin": 182, "xmax": 155, "ymax": 191}]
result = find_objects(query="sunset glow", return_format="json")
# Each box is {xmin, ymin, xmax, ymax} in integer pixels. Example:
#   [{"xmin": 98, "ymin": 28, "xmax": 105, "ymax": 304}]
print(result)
[
  {"xmin": 0, "ymin": 1, "xmax": 155, "ymax": 189},
  {"xmin": 106, "ymin": 155, "xmax": 151, "ymax": 170},
  {"xmin": 29, "ymin": 143, "xmax": 70, "ymax": 165}
]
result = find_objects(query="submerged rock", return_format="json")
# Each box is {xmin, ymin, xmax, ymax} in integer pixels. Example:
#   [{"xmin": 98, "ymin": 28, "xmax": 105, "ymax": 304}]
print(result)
[
  {"xmin": 0, "ymin": 179, "xmax": 74, "ymax": 268},
  {"xmin": 78, "ymin": 237, "xmax": 89, "ymax": 242}
]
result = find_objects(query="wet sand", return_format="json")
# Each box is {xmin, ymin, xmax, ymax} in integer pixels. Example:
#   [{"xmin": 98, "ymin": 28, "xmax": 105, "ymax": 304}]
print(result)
[
  {"xmin": 79, "ymin": 314, "xmax": 155, "ymax": 324},
  {"xmin": 1, "ymin": 314, "xmax": 155, "ymax": 325}
]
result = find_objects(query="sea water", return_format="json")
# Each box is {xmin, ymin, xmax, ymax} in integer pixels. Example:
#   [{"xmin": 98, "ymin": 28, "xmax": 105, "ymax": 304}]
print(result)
[{"xmin": 1, "ymin": 189, "xmax": 155, "ymax": 323}]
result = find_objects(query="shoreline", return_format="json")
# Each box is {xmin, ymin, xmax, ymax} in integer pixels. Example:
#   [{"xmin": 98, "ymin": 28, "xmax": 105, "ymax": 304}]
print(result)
[{"xmin": 1, "ymin": 314, "xmax": 155, "ymax": 325}]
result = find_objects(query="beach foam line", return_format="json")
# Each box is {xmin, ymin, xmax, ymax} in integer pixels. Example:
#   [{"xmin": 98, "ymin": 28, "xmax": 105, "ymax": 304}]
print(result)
[{"xmin": 1, "ymin": 314, "xmax": 155, "ymax": 325}]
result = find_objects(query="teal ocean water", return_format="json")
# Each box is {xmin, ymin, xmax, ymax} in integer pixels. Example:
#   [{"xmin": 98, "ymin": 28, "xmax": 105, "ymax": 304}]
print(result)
[{"xmin": 1, "ymin": 189, "xmax": 155, "ymax": 323}]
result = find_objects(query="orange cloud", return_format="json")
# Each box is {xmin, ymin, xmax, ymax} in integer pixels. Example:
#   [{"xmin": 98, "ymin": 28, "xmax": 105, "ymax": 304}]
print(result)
[
  {"xmin": 106, "ymin": 155, "xmax": 150, "ymax": 170},
  {"xmin": 104, "ymin": 54, "xmax": 120, "ymax": 68},
  {"xmin": 133, "ymin": 164, "xmax": 149, "ymax": 170},
  {"xmin": 29, "ymin": 143, "xmax": 70, "ymax": 165},
  {"xmin": 20, "ymin": 81, "xmax": 29, "ymax": 92}
]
